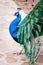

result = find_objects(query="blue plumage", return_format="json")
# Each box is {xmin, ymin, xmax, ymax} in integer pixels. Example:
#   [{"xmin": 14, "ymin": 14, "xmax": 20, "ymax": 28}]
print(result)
[{"xmin": 9, "ymin": 11, "xmax": 21, "ymax": 42}]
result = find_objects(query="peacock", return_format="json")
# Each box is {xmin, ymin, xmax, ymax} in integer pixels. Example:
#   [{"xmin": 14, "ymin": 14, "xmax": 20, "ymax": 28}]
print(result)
[
  {"xmin": 9, "ymin": 0, "xmax": 43, "ymax": 65},
  {"xmin": 9, "ymin": 8, "xmax": 22, "ymax": 42}
]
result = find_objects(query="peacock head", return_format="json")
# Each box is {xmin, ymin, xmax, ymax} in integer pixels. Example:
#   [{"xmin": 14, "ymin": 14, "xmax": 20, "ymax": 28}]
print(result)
[
  {"xmin": 14, "ymin": 8, "xmax": 22, "ymax": 16},
  {"xmin": 15, "ymin": 12, "xmax": 19, "ymax": 16}
]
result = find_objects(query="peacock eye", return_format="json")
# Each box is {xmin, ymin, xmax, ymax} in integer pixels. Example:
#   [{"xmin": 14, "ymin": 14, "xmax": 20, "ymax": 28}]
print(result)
[{"xmin": 16, "ymin": 13, "xmax": 18, "ymax": 15}]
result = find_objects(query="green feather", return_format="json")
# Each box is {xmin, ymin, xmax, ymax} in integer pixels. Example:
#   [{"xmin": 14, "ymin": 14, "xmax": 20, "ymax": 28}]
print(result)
[{"xmin": 16, "ymin": 0, "xmax": 43, "ymax": 64}]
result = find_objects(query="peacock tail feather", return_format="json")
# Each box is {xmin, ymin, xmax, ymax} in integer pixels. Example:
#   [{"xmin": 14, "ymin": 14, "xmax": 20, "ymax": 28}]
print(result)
[
  {"xmin": 9, "ymin": 0, "xmax": 43, "ymax": 65},
  {"xmin": 15, "ymin": 0, "xmax": 43, "ymax": 64}
]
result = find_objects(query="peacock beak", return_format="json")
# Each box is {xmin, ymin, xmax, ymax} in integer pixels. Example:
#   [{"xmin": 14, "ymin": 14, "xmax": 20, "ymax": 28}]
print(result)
[{"xmin": 14, "ymin": 12, "xmax": 16, "ymax": 16}]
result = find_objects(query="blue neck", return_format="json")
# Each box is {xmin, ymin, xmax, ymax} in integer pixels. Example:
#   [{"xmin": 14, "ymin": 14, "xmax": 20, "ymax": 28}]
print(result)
[{"xmin": 9, "ymin": 14, "xmax": 21, "ymax": 36}]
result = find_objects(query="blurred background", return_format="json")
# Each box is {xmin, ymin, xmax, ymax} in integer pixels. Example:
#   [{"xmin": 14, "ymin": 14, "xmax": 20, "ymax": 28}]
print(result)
[{"xmin": 0, "ymin": 0, "xmax": 43, "ymax": 65}]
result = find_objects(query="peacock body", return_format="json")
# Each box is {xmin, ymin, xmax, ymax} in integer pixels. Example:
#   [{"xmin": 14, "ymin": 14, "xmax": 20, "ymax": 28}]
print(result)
[
  {"xmin": 9, "ymin": 0, "xmax": 43, "ymax": 65},
  {"xmin": 9, "ymin": 11, "xmax": 21, "ymax": 42}
]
